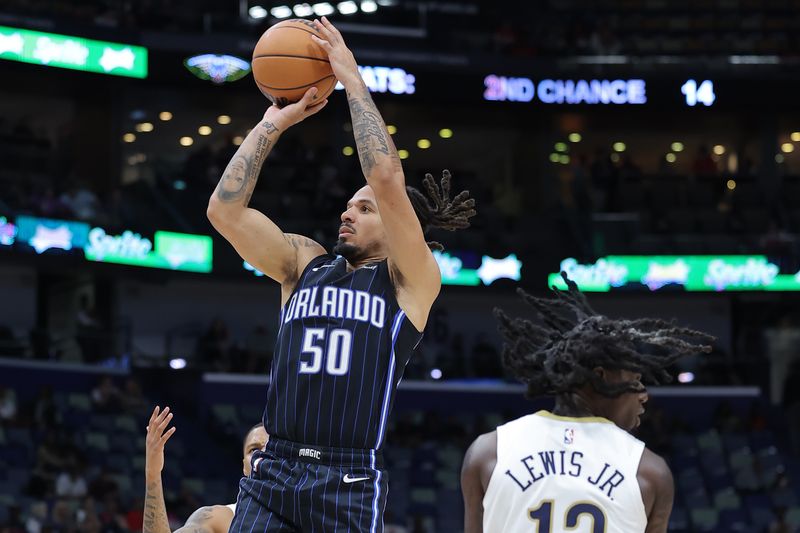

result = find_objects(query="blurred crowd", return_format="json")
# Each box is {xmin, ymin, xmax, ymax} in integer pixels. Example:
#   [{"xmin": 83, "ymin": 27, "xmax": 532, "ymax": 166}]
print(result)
[{"xmin": 0, "ymin": 377, "xmax": 149, "ymax": 533}]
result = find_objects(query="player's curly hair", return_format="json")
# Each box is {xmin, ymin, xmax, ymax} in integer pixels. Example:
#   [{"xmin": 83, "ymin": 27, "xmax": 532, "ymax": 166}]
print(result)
[
  {"xmin": 406, "ymin": 169, "xmax": 477, "ymax": 251},
  {"xmin": 494, "ymin": 272, "xmax": 714, "ymax": 399}
]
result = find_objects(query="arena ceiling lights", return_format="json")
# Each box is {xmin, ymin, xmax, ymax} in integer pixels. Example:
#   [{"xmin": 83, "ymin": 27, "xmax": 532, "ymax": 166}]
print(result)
[{"xmin": 248, "ymin": 1, "xmax": 381, "ymax": 20}]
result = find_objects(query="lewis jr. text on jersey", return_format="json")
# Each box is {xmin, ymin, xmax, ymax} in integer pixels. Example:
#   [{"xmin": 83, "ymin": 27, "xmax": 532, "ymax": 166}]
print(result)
[{"xmin": 504, "ymin": 449, "xmax": 627, "ymax": 500}]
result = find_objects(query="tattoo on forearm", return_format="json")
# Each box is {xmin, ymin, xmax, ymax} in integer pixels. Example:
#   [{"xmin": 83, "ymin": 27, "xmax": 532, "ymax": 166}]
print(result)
[
  {"xmin": 216, "ymin": 132, "xmax": 275, "ymax": 206},
  {"xmin": 347, "ymin": 91, "xmax": 401, "ymax": 176},
  {"xmin": 261, "ymin": 120, "xmax": 279, "ymax": 134},
  {"xmin": 143, "ymin": 480, "xmax": 170, "ymax": 533}
]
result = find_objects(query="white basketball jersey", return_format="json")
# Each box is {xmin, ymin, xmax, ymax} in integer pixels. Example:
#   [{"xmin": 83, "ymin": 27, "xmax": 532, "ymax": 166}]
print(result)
[{"xmin": 483, "ymin": 411, "xmax": 648, "ymax": 533}]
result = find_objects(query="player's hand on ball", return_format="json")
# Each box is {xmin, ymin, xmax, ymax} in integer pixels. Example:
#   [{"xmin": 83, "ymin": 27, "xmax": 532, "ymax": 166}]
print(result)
[
  {"xmin": 311, "ymin": 17, "xmax": 360, "ymax": 86},
  {"xmin": 264, "ymin": 87, "xmax": 328, "ymax": 129},
  {"xmin": 145, "ymin": 405, "xmax": 176, "ymax": 480}
]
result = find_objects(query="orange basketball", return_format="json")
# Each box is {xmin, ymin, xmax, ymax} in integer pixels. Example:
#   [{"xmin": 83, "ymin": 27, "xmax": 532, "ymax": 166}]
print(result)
[{"xmin": 252, "ymin": 19, "xmax": 337, "ymax": 107}]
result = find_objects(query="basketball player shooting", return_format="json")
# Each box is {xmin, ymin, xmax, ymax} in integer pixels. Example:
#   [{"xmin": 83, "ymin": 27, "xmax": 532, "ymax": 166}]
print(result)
[
  {"xmin": 142, "ymin": 406, "xmax": 268, "ymax": 533},
  {"xmin": 206, "ymin": 16, "xmax": 475, "ymax": 532},
  {"xmin": 461, "ymin": 273, "xmax": 714, "ymax": 533}
]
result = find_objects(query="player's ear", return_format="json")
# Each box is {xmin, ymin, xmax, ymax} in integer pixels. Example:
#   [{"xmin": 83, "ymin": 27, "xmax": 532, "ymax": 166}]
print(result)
[{"xmin": 592, "ymin": 366, "xmax": 606, "ymax": 380}]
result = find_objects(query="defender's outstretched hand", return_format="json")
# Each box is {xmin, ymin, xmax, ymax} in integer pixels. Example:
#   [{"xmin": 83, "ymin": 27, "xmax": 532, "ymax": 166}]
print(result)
[
  {"xmin": 145, "ymin": 406, "xmax": 176, "ymax": 480},
  {"xmin": 311, "ymin": 17, "xmax": 361, "ymax": 88}
]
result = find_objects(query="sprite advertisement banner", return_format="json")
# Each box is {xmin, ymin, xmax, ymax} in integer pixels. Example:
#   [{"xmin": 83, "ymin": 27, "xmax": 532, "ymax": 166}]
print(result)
[
  {"xmin": 85, "ymin": 228, "xmax": 212, "ymax": 273},
  {"xmin": 0, "ymin": 25, "xmax": 148, "ymax": 78},
  {"xmin": 549, "ymin": 256, "xmax": 800, "ymax": 292}
]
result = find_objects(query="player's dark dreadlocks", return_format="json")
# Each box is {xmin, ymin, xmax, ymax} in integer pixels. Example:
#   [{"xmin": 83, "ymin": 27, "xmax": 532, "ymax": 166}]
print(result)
[
  {"xmin": 406, "ymin": 169, "xmax": 476, "ymax": 251},
  {"xmin": 494, "ymin": 272, "xmax": 714, "ymax": 399}
]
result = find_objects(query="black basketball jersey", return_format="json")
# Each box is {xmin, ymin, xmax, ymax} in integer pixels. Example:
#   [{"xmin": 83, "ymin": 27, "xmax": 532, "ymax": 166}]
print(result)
[{"xmin": 263, "ymin": 254, "xmax": 423, "ymax": 450}]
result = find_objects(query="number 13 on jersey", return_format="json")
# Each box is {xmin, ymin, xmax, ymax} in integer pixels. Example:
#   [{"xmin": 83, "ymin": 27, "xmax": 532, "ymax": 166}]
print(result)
[
  {"xmin": 299, "ymin": 328, "xmax": 353, "ymax": 376},
  {"xmin": 529, "ymin": 500, "xmax": 606, "ymax": 532}
]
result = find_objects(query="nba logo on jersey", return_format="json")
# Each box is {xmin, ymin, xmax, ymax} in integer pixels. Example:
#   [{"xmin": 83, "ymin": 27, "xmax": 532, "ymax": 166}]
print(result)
[{"xmin": 564, "ymin": 428, "xmax": 575, "ymax": 445}]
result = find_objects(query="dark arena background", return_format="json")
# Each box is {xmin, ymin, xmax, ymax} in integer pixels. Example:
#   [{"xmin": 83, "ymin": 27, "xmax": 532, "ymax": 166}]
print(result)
[{"xmin": 2, "ymin": 1, "xmax": 800, "ymax": 532}]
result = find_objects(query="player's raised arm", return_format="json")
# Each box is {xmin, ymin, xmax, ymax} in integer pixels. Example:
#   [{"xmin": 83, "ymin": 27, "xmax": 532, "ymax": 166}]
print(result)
[
  {"xmin": 207, "ymin": 90, "xmax": 328, "ymax": 291},
  {"xmin": 143, "ymin": 406, "xmax": 233, "ymax": 533},
  {"xmin": 311, "ymin": 17, "xmax": 441, "ymax": 313}
]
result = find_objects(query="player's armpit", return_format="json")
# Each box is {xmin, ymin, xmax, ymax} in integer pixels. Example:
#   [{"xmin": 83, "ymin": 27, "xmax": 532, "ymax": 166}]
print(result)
[
  {"xmin": 638, "ymin": 448, "xmax": 675, "ymax": 533},
  {"xmin": 461, "ymin": 431, "xmax": 498, "ymax": 533},
  {"xmin": 173, "ymin": 505, "xmax": 233, "ymax": 533}
]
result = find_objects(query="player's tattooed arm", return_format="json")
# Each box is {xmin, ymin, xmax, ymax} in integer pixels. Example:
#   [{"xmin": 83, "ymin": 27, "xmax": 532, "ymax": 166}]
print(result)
[
  {"xmin": 285, "ymin": 233, "xmax": 322, "ymax": 249},
  {"xmin": 310, "ymin": 16, "xmax": 399, "ymax": 179},
  {"xmin": 173, "ymin": 506, "xmax": 229, "ymax": 533},
  {"xmin": 346, "ymin": 86, "xmax": 403, "ymax": 178},
  {"xmin": 143, "ymin": 479, "xmax": 172, "ymax": 533},
  {"xmin": 208, "ymin": 90, "xmax": 328, "ymax": 287},
  {"xmin": 215, "ymin": 121, "xmax": 279, "ymax": 206},
  {"xmin": 144, "ymin": 406, "xmax": 176, "ymax": 533}
]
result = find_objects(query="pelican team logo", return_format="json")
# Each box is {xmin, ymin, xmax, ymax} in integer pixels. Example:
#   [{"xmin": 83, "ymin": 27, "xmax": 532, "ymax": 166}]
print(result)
[
  {"xmin": 564, "ymin": 428, "xmax": 575, "ymax": 445},
  {"xmin": 184, "ymin": 54, "xmax": 251, "ymax": 84}
]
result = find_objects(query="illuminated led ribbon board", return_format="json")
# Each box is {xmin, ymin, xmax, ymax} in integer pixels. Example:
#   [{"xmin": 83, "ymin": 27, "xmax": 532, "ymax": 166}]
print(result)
[
  {"xmin": 245, "ymin": 251, "xmax": 522, "ymax": 286},
  {"xmin": 549, "ymin": 256, "xmax": 800, "ymax": 292},
  {"xmin": 0, "ymin": 25, "xmax": 147, "ymax": 78},
  {"xmin": 9, "ymin": 215, "xmax": 210, "ymax": 273}
]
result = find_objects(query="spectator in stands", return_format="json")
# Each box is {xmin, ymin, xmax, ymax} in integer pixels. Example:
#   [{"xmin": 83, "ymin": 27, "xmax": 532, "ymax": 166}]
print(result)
[
  {"xmin": 91, "ymin": 376, "xmax": 122, "ymax": 413},
  {"xmin": 0, "ymin": 386, "xmax": 17, "ymax": 423},
  {"xmin": 35, "ymin": 430, "xmax": 70, "ymax": 474},
  {"xmin": 105, "ymin": 188, "xmax": 136, "ymax": 229},
  {"xmin": 782, "ymin": 359, "xmax": 800, "ymax": 456},
  {"xmin": 76, "ymin": 294, "xmax": 104, "ymax": 363},
  {"xmin": 88, "ymin": 465, "xmax": 119, "ymax": 501},
  {"xmin": 243, "ymin": 323, "xmax": 273, "ymax": 373},
  {"xmin": 25, "ymin": 501, "xmax": 47, "ymax": 533},
  {"xmin": 120, "ymin": 377, "xmax": 146, "ymax": 414},
  {"xmin": 173, "ymin": 482, "xmax": 203, "ymax": 522},
  {"xmin": 471, "ymin": 333, "xmax": 503, "ymax": 377},
  {"xmin": 590, "ymin": 147, "xmax": 619, "ymax": 211},
  {"xmin": 769, "ymin": 506, "xmax": 791, "ymax": 533},
  {"xmin": 385, "ymin": 510, "xmax": 409, "ymax": 533},
  {"xmin": 55, "ymin": 460, "xmax": 88, "ymax": 500},
  {"xmin": 51, "ymin": 499, "xmax": 77, "ymax": 532},
  {"xmin": 33, "ymin": 386, "xmax": 57, "ymax": 427},
  {"xmin": 0, "ymin": 504, "xmax": 24, "ymax": 533},
  {"xmin": 35, "ymin": 185, "xmax": 71, "ymax": 219},
  {"xmin": 589, "ymin": 23, "xmax": 622, "ymax": 55},
  {"xmin": 98, "ymin": 493, "xmax": 128, "ymax": 532},
  {"xmin": 760, "ymin": 220, "xmax": 798, "ymax": 272},
  {"xmin": 125, "ymin": 496, "xmax": 144, "ymax": 532},
  {"xmin": 692, "ymin": 144, "xmax": 718, "ymax": 177},
  {"xmin": 60, "ymin": 181, "xmax": 99, "ymax": 221},
  {"xmin": 196, "ymin": 318, "xmax": 231, "ymax": 371}
]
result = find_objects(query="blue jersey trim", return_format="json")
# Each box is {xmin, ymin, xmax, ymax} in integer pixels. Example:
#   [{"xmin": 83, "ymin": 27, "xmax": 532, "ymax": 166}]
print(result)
[{"xmin": 374, "ymin": 310, "xmax": 405, "ymax": 450}]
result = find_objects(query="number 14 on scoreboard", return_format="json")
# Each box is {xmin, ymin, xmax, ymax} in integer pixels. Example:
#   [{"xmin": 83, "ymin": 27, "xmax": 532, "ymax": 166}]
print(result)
[{"xmin": 682, "ymin": 79, "xmax": 716, "ymax": 106}]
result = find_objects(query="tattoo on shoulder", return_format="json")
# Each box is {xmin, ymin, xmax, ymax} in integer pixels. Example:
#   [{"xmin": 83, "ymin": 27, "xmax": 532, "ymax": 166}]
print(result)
[
  {"xmin": 179, "ymin": 507, "xmax": 215, "ymax": 533},
  {"xmin": 285, "ymin": 234, "xmax": 320, "ymax": 249},
  {"xmin": 261, "ymin": 120, "xmax": 279, "ymax": 134}
]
